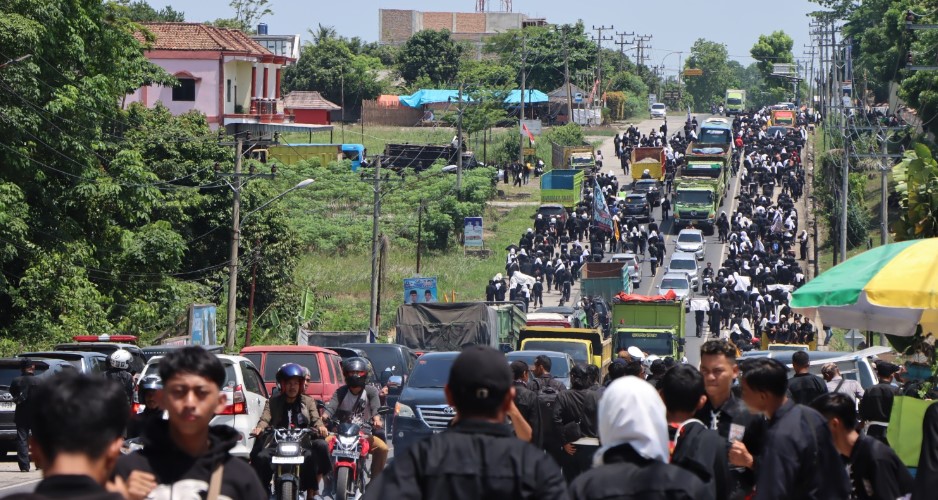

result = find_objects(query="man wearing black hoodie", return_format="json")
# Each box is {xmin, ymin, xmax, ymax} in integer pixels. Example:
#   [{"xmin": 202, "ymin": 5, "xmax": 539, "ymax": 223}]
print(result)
[{"xmin": 114, "ymin": 347, "xmax": 265, "ymax": 500}]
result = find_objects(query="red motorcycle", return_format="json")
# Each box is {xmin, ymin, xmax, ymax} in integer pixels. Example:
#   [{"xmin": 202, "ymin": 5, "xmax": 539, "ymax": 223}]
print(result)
[{"xmin": 324, "ymin": 407, "xmax": 390, "ymax": 500}]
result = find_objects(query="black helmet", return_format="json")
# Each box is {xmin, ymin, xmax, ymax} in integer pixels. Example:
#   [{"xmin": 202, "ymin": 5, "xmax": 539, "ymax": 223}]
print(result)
[
  {"xmin": 276, "ymin": 363, "xmax": 306, "ymax": 385},
  {"xmin": 342, "ymin": 357, "xmax": 369, "ymax": 388}
]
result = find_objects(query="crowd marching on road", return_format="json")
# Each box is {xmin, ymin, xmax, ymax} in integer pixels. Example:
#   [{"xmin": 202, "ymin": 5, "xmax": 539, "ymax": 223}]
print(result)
[{"xmin": 5, "ymin": 111, "xmax": 938, "ymax": 500}]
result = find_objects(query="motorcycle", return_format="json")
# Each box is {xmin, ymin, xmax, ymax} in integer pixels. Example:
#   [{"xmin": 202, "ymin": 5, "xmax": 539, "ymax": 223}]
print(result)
[
  {"xmin": 267, "ymin": 427, "xmax": 312, "ymax": 500},
  {"xmin": 325, "ymin": 407, "xmax": 391, "ymax": 500}
]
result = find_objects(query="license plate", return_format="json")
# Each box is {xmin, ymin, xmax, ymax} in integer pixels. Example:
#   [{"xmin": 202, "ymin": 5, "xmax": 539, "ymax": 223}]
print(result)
[
  {"xmin": 332, "ymin": 451, "xmax": 359, "ymax": 459},
  {"xmin": 432, "ymin": 429, "xmax": 444, "ymax": 434},
  {"xmin": 271, "ymin": 456, "xmax": 305, "ymax": 464},
  {"xmin": 0, "ymin": 402, "xmax": 14, "ymax": 411}
]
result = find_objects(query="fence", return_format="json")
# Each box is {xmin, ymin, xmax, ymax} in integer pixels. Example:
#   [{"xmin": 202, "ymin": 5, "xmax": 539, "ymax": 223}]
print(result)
[{"xmin": 362, "ymin": 99, "xmax": 424, "ymax": 127}]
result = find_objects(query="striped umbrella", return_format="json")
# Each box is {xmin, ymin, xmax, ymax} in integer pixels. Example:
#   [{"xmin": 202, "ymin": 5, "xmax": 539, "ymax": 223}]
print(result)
[{"xmin": 790, "ymin": 238, "xmax": 938, "ymax": 337}]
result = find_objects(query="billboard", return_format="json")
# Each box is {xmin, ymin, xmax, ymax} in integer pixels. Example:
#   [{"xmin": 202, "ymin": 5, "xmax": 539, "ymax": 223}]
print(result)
[
  {"xmin": 464, "ymin": 217, "xmax": 483, "ymax": 248},
  {"xmin": 404, "ymin": 277, "xmax": 438, "ymax": 304},
  {"xmin": 188, "ymin": 304, "xmax": 217, "ymax": 345}
]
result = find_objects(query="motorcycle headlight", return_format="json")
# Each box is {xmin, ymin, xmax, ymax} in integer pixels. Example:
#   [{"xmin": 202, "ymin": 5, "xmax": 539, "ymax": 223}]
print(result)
[
  {"xmin": 338, "ymin": 435, "xmax": 359, "ymax": 447},
  {"xmin": 277, "ymin": 443, "xmax": 301, "ymax": 456}
]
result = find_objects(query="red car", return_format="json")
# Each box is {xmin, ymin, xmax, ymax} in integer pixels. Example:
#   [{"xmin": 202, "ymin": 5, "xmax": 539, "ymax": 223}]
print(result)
[{"xmin": 240, "ymin": 345, "xmax": 345, "ymax": 403}]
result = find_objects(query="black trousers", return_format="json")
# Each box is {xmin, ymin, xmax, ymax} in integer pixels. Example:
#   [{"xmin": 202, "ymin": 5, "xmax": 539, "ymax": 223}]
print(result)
[
  {"xmin": 250, "ymin": 436, "xmax": 329, "ymax": 492},
  {"xmin": 16, "ymin": 424, "xmax": 29, "ymax": 471}
]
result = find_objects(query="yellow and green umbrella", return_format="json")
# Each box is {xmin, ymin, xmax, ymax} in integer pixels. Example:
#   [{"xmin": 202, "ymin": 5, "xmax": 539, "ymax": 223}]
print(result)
[{"xmin": 791, "ymin": 238, "xmax": 938, "ymax": 337}]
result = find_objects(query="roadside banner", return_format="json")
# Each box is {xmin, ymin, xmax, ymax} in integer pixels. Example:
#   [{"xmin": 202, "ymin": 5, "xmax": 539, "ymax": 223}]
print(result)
[
  {"xmin": 464, "ymin": 217, "xmax": 483, "ymax": 248},
  {"xmin": 592, "ymin": 179, "xmax": 613, "ymax": 231},
  {"xmin": 404, "ymin": 277, "xmax": 438, "ymax": 304},
  {"xmin": 188, "ymin": 303, "xmax": 217, "ymax": 345}
]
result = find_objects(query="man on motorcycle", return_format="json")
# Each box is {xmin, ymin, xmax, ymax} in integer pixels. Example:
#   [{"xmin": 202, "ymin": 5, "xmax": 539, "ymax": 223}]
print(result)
[
  {"xmin": 127, "ymin": 375, "xmax": 163, "ymax": 439},
  {"xmin": 323, "ymin": 357, "xmax": 389, "ymax": 479},
  {"xmin": 251, "ymin": 363, "xmax": 329, "ymax": 500}
]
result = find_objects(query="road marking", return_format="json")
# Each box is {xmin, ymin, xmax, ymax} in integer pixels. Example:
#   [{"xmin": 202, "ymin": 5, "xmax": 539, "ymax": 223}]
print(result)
[{"xmin": 0, "ymin": 479, "xmax": 40, "ymax": 492}]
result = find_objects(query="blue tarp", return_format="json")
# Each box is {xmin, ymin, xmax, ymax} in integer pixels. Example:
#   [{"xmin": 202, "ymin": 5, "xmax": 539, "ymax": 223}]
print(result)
[
  {"xmin": 504, "ymin": 89, "xmax": 549, "ymax": 104},
  {"xmin": 399, "ymin": 89, "xmax": 470, "ymax": 107}
]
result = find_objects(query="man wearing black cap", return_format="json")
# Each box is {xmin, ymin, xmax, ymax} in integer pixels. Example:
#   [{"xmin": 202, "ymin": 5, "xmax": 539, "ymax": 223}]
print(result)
[
  {"xmin": 10, "ymin": 359, "xmax": 39, "ymax": 472},
  {"xmin": 859, "ymin": 360, "xmax": 902, "ymax": 445},
  {"xmin": 364, "ymin": 345, "xmax": 567, "ymax": 499}
]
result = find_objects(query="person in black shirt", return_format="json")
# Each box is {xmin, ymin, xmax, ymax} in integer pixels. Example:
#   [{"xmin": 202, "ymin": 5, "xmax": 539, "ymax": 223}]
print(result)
[
  {"xmin": 510, "ymin": 360, "xmax": 541, "ymax": 447},
  {"xmin": 914, "ymin": 402, "xmax": 938, "ymax": 498},
  {"xmin": 811, "ymin": 393, "xmax": 913, "ymax": 500},
  {"xmin": 787, "ymin": 351, "xmax": 828, "ymax": 405},
  {"xmin": 859, "ymin": 360, "xmax": 901, "ymax": 445},
  {"xmin": 4, "ymin": 373, "xmax": 128, "ymax": 500},
  {"xmin": 9, "ymin": 360, "xmax": 40, "ymax": 473},
  {"xmin": 554, "ymin": 363, "xmax": 600, "ymax": 483},
  {"xmin": 733, "ymin": 358, "xmax": 850, "ymax": 500},
  {"xmin": 365, "ymin": 345, "xmax": 567, "ymax": 499}
]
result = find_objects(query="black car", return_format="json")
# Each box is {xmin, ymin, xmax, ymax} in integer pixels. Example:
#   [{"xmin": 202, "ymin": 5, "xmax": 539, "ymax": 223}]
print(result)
[
  {"xmin": 343, "ymin": 343, "xmax": 418, "ymax": 411},
  {"xmin": 620, "ymin": 193, "xmax": 653, "ymax": 222},
  {"xmin": 631, "ymin": 179, "xmax": 662, "ymax": 206},
  {"xmin": 0, "ymin": 358, "xmax": 77, "ymax": 454},
  {"xmin": 536, "ymin": 204, "xmax": 569, "ymax": 227},
  {"xmin": 391, "ymin": 351, "xmax": 459, "ymax": 455}
]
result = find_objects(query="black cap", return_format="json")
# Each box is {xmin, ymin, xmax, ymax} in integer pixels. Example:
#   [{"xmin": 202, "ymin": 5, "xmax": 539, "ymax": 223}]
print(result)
[
  {"xmin": 874, "ymin": 360, "xmax": 901, "ymax": 377},
  {"xmin": 448, "ymin": 345, "xmax": 512, "ymax": 406}
]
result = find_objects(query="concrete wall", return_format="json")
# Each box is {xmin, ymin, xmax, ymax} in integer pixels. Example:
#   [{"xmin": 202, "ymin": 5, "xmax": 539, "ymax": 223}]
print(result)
[
  {"xmin": 126, "ymin": 58, "xmax": 220, "ymax": 121},
  {"xmin": 379, "ymin": 9, "xmax": 526, "ymax": 45},
  {"xmin": 485, "ymin": 12, "xmax": 524, "ymax": 32}
]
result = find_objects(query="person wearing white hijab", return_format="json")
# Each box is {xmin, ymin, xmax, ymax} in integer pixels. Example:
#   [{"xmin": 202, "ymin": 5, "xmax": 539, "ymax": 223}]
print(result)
[{"xmin": 569, "ymin": 377, "xmax": 710, "ymax": 499}]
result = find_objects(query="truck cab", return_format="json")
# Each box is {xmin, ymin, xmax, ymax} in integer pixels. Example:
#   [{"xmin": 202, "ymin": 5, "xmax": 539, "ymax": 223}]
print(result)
[
  {"xmin": 611, "ymin": 296, "xmax": 686, "ymax": 359},
  {"xmin": 517, "ymin": 327, "xmax": 611, "ymax": 371}
]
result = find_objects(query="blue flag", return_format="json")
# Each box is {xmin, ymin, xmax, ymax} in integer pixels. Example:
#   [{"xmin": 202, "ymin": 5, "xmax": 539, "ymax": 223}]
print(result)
[{"xmin": 592, "ymin": 178, "xmax": 613, "ymax": 231}]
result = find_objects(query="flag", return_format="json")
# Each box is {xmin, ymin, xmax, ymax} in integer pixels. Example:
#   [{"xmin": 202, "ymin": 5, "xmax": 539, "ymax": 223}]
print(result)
[
  {"xmin": 592, "ymin": 178, "xmax": 613, "ymax": 232},
  {"xmin": 521, "ymin": 122, "xmax": 536, "ymax": 145}
]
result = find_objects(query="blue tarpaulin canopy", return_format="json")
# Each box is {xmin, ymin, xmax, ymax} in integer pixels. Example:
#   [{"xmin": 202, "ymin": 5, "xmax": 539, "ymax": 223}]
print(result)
[
  {"xmin": 399, "ymin": 89, "xmax": 471, "ymax": 108},
  {"xmin": 504, "ymin": 89, "xmax": 549, "ymax": 104}
]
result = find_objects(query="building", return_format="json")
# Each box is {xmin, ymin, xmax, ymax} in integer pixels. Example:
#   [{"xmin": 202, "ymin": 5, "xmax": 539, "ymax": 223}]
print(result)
[
  {"xmin": 283, "ymin": 91, "xmax": 341, "ymax": 125},
  {"xmin": 126, "ymin": 22, "xmax": 294, "ymax": 129},
  {"xmin": 251, "ymin": 23, "xmax": 301, "ymax": 62},
  {"xmin": 378, "ymin": 9, "xmax": 547, "ymax": 57}
]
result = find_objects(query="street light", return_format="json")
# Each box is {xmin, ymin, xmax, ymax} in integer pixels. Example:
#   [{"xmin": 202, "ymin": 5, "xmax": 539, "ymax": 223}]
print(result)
[
  {"xmin": 658, "ymin": 51, "xmax": 683, "ymax": 100},
  {"xmin": 225, "ymin": 178, "xmax": 315, "ymax": 351}
]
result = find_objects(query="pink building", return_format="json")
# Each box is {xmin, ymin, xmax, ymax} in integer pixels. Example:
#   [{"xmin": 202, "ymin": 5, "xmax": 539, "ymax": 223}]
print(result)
[{"xmin": 127, "ymin": 23, "xmax": 293, "ymax": 128}]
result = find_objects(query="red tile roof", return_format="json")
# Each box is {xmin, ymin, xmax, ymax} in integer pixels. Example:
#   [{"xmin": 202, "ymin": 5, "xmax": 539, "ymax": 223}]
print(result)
[
  {"xmin": 136, "ymin": 23, "xmax": 272, "ymax": 57},
  {"xmin": 283, "ymin": 91, "xmax": 341, "ymax": 110}
]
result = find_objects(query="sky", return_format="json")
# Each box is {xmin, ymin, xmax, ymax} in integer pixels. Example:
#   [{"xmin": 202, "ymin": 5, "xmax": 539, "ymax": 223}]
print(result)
[{"xmin": 147, "ymin": 0, "xmax": 821, "ymax": 75}]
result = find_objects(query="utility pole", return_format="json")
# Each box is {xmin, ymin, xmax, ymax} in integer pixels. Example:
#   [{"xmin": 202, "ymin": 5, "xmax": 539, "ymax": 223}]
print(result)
[
  {"xmin": 245, "ymin": 243, "xmax": 260, "ymax": 347},
  {"xmin": 416, "ymin": 200, "xmax": 426, "ymax": 273},
  {"xmin": 592, "ymin": 25, "xmax": 613, "ymax": 107},
  {"xmin": 557, "ymin": 25, "xmax": 576, "ymax": 121},
  {"xmin": 225, "ymin": 139, "xmax": 243, "ymax": 351},
  {"xmin": 519, "ymin": 34, "xmax": 527, "ymax": 165},
  {"xmin": 879, "ymin": 127, "xmax": 889, "ymax": 246},
  {"xmin": 457, "ymin": 83, "xmax": 464, "ymax": 193},
  {"xmin": 635, "ymin": 34, "xmax": 653, "ymax": 68},
  {"xmin": 368, "ymin": 157, "xmax": 382, "ymax": 338},
  {"xmin": 834, "ymin": 27, "xmax": 849, "ymax": 264},
  {"xmin": 614, "ymin": 31, "xmax": 635, "ymax": 70}
]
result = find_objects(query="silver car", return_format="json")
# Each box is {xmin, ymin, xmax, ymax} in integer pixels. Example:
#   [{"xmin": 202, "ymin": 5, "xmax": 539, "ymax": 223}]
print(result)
[
  {"xmin": 609, "ymin": 252, "xmax": 641, "ymax": 286},
  {"xmin": 658, "ymin": 272, "xmax": 690, "ymax": 300},
  {"xmin": 676, "ymin": 229, "xmax": 705, "ymax": 260},
  {"xmin": 666, "ymin": 252, "xmax": 700, "ymax": 291}
]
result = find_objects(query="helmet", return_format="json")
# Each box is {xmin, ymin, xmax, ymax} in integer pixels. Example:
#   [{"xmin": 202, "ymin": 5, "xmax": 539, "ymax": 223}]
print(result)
[
  {"xmin": 276, "ymin": 363, "xmax": 306, "ymax": 385},
  {"xmin": 109, "ymin": 349, "xmax": 132, "ymax": 370},
  {"xmin": 139, "ymin": 375, "xmax": 162, "ymax": 392},
  {"xmin": 342, "ymin": 357, "xmax": 369, "ymax": 388}
]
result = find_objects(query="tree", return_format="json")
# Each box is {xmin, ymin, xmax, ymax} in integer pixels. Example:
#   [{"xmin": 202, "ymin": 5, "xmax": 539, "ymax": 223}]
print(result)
[
  {"xmin": 484, "ymin": 23, "xmax": 594, "ymax": 92},
  {"xmin": 397, "ymin": 30, "xmax": 463, "ymax": 86},
  {"xmin": 282, "ymin": 37, "xmax": 384, "ymax": 112},
  {"xmin": 229, "ymin": 0, "xmax": 272, "ymax": 32},
  {"xmin": 122, "ymin": 1, "xmax": 185, "ymax": 22},
  {"xmin": 683, "ymin": 39, "xmax": 735, "ymax": 111},
  {"xmin": 893, "ymin": 143, "xmax": 938, "ymax": 241},
  {"xmin": 750, "ymin": 31, "xmax": 794, "ymax": 80}
]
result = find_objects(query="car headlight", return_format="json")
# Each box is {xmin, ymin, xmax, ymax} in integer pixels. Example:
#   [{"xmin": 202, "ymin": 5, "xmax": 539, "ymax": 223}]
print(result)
[
  {"xmin": 277, "ymin": 443, "xmax": 301, "ymax": 456},
  {"xmin": 395, "ymin": 402, "xmax": 415, "ymax": 418}
]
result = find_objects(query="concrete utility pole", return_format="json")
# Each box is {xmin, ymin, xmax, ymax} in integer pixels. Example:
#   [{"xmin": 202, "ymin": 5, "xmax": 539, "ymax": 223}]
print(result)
[
  {"xmin": 519, "ymin": 34, "xmax": 527, "ymax": 165},
  {"xmin": 614, "ymin": 31, "xmax": 635, "ymax": 70},
  {"xmin": 457, "ymin": 83, "xmax": 464, "ymax": 192},
  {"xmin": 634, "ymin": 34, "xmax": 653, "ymax": 68},
  {"xmin": 834, "ymin": 27, "xmax": 850, "ymax": 264},
  {"xmin": 592, "ymin": 25, "xmax": 613, "ymax": 107},
  {"xmin": 368, "ymin": 157, "xmax": 382, "ymax": 338},
  {"xmin": 225, "ymin": 139, "xmax": 243, "ymax": 351}
]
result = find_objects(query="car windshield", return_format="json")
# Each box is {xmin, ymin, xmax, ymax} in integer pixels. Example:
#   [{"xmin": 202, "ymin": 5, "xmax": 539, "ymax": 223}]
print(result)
[
  {"xmin": 256, "ymin": 353, "xmax": 321, "ymax": 382},
  {"xmin": 355, "ymin": 347, "xmax": 404, "ymax": 377},
  {"xmin": 669, "ymin": 259, "xmax": 696, "ymax": 271},
  {"xmin": 635, "ymin": 181, "xmax": 657, "ymax": 190},
  {"xmin": 626, "ymin": 196, "xmax": 645, "ymax": 204},
  {"xmin": 678, "ymin": 233, "xmax": 703, "ymax": 243},
  {"xmin": 660, "ymin": 278, "xmax": 689, "ymax": 289},
  {"xmin": 522, "ymin": 342, "xmax": 589, "ymax": 365},
  {"xmin": 506, "ymin": 353, "xmax": 570, "ymax": 377},
  {"xmin": 652, "ymin": 104, "xmax": 665, "ymax": 110},
  {"xmin": 619, "ymin": 335, "xmax": 673, "ymax": 355},
  {"xmin": 727, "ymin": 98, "xmax": 742, "ymax": 105},
  {"xmin": 408, "ymin": 356, "xmax": 456, "ymax": 388},
  {"xmin": 699, "ymin": 128, "xmax": 731, "ymax": 144},
  {"xmin": 677, "ymin": 191, "xmax": 713, "ymax": 204}
]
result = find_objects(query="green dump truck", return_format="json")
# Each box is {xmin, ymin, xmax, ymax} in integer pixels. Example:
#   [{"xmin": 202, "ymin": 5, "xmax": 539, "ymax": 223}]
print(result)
[
  {"xmin": 580, "ymin": 261, "xmax": 633, "ymax": 304},
  {"xmin": 673, "ymin": 142, "xmax": 730, "ymax": 234},
  {"xmin": 725, "ymin": 89, "xmax": 746, "ymax": 116},
  {"xmin": 540, "ymin": 169, "xmax": 585, "ymax": 209},
  {"xmin": 551, "ymin": 143, "xmax": 595, "ymax": 171},
  {"xmin": 611, "ymin": 296, "xmax": 686, "ymax": 359}
]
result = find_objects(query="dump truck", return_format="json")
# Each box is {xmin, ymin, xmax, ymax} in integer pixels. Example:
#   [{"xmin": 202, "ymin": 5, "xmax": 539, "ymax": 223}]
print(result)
[
  {"xmin": 395, "ymin": 301, "xmax": 526, "ymax": 352},
  {"xmin": 630, "ymin": 147, "xmax": 666, "ymax": 181},
  {"xmin": 580, "ymin": 261, "xmax": 633, "ymax": 304},
  {"xmin": 517, "ymin": 326, "xmax": 612, "ymax": 371},
  {"xmin": 299, "ymin": 330, "xmax": 369, "ymax": 347},
  {"xmin": 540, "ymin": 169, "xmax": 585, "ymax": 209},
  {"xmin": 725, "ymin": 89, "xmax": 746, "ymax": 116},
  {"xmin": 551, "ymin": 143, "xmax": 595, "ymax": 171},
  {"xmin": 611, "ymin": 294, "xmax": 686, "ymax": 359},
  {"xmin": 265, "ymin": 143, "xmax": 366, "ymax": 170},
  {"xmin": 770, "ymin": 109, "xmax": 796, "ymax": 127},
  {"xmin": 381, "ymin": 143, "xmax": 477, "ymax": 172},
  {"xmin": 673, "ymin": 142, "xmax": 730, "ymax": 234}
]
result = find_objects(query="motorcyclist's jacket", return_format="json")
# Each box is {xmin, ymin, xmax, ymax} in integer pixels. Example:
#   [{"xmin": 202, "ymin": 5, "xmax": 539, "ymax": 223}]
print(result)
[
  {"xmin": 3, "ymin": 474, "xmax": 125, "ymax": 500},
  {"xmin": 364, "ymin": 419, "xmax": 568, "ymax": 500},
  {"xmin": 325, "ymin": 385, "xmax": 380, "ymax": 426},
  {"xmin": 255, "ymin": 393, "xmax": 323, "ymax": 433},
  {"xmin": 114, "ymin": 418, "xmax": 265, "ymax": 500}
]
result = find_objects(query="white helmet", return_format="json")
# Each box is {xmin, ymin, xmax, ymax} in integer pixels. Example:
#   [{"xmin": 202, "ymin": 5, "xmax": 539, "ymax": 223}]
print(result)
[{"xmin": 109, "ymin": 349, "xmax": 132, "ymax": 370}]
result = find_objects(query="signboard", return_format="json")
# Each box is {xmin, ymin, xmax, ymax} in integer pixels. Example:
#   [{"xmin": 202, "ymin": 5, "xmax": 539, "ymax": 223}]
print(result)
[
  {"xmin": 648, "ymin": 94, "xmax": 657, "ymax": 107},
  {"xmin": 842, "ymin": 81, "xmax": 853, "ymax": 91},
  {"xmin": 188, "ymin": 304, "xmax": 217, "ymax": 345},
  {"xmin": 574, "ymin": 92, "xmax": 583, "ymax": 103},
  {"xmin": 464, "ymin": 217, "xmax": 483, "ymax": 248},
  {"xmin": 520, "ymin": 119, "xmax": 542, "ymax": 136},
  {"xmin": 683, "ymin": 68, "xmax": 703, "ymax": 76},
  {"xmin": 404, "ymin": 277, "xmax": 438, "ymax": 304}
]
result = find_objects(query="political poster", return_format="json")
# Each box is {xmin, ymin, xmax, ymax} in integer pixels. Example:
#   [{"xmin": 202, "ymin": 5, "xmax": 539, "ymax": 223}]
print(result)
[
  {"xmin": 404, "ymin": 277, "xmax": 438, "ymax": 304},
  {"xmin": 188, "ymin": 303, "xmax": 217, "ymax": 345},
  {"xmin": 464, "ymin": 217, "xmax": 483, "ymax": 248}
]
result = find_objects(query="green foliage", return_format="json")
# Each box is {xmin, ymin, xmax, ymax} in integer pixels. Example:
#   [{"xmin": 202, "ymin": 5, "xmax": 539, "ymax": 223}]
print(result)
[
  {"xmin": 750, "ymin": 31, "xmax": 794, "ymax": 81},
  {"xmin": 813, "ymin": 147, "xmax": 872, "ymax": 250},
  {"xmin": 484, "ymin": 23, "xmax": 594, "ymax": 91},
  {"xmin": 683, "ymin": 39, "xmax": 735, "ymax": 112},
  {"xmin": 397, "ymin": 30, "xmax": 463, "ymax": 86},
  {"xmin": 606, "ymin": 71, "xmax": 648, "ymax": 97},
  {"xmin": 121, "ymin": 1, "xmax": 185, "ymax": 22},
  {"xmin": 282, "ymin": 35, "xmax": 385, "ymax": 111},
  {"xmin": 893, "ymin": 144, "xmax": 938, "ymax": 240},
  {"xmin": 227, "ymin": 0, "xmax": 272, "ymax": 33}
]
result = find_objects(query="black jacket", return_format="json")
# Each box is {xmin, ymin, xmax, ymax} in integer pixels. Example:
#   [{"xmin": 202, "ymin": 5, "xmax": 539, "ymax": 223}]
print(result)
[
  {"xmin": 114, "ymin": 419, "xmax": 265, "ymax": 500},
  {"xmin": 754, "ymin": 400, "xmax": 850, "ymax": 500},
  {"xmin": 2, "ymin": 475, "xmax": 124, "ymax": 500},
  {"xmin": 553, "ymin": 388, "xmax": 599, "ymax": 444},
  {"xmin": 859, "ymin": 382, "xmax": 899, "ymax": 423},
  {"xmin": 787, "ymin": 372, "xmax": 828, "ymax": 405},
  {"xmin": 513, "ymin": 380, "xmax": 541, "ymax": 447},
  {"xmin": 694, "ymin": 394, "xmax": 765, "ymax": 500},
  {"xmin": 670, "ymin": 421, "xmax": 732, "ymax": 500},
  {"xmin": 914, "ymin": 402, "xmax": 938, "ymax": 499},
  {"xmin": 528, "ymin": 373, "xmax": 566, "ymax": 394},
  {"xmin": 569, "ymin": 444, "xmax": 711, "ymax": 500},
  {"xmin": 849, "ymin": 434, "xmax": 913, "ymax": 500},
  {"xmin": 9, "ymin": 373, "xmax": 39, "ymax": 425},
  {"xmin": 364, "ymin": 419, "xmax": 567, "ymax": 500}
]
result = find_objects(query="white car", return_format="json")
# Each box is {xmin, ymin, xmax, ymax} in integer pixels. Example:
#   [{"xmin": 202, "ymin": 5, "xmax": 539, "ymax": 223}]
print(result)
[
  {"xmin": 676, "ymin": 229, "xmax": 705, "ymax": 260},
  {"xmin": 650, "ymin": 103, "xmax": 667, "ymax": 118},
  {"xmin": 140, "ymin": 354, "xmax": 268, "ymax": 458},
  {"xmin": 609, "ymin": 252, "xmax": 641, "ymax": 285},
  {"xmin": 658, "ymin": 272, "xmax": 691, "ymax": 301},
  {"xmin": 666, "ymin": 252, "xmax": 700, "ymax": 291}
]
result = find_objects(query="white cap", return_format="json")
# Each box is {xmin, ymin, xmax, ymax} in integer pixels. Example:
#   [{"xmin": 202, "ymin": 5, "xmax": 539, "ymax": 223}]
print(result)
[{"xmin": 627, "ymin": 346, "xmax": 645, "ymax": 360}]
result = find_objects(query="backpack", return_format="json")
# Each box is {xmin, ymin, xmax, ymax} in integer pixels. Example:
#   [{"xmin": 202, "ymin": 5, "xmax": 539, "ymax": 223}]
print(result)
[{"xmin": 531, "ymin": 377, "xmax": 561, "ymax": 450}]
